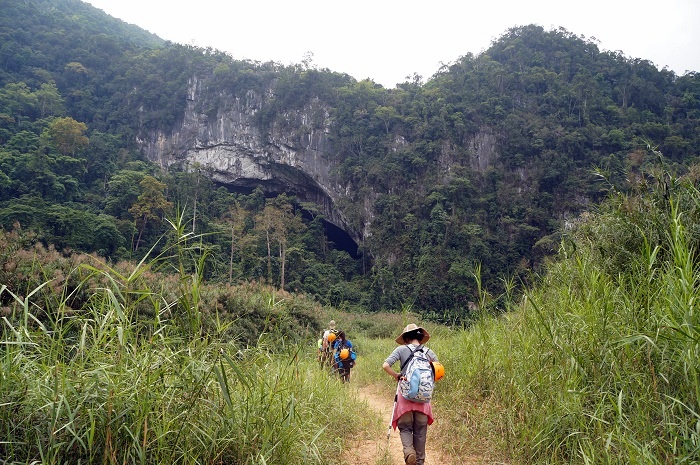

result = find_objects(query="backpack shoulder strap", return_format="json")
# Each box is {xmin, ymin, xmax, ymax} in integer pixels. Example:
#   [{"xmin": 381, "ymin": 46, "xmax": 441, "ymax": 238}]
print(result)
[{"xmin": 400, "ymin": 344, "xmax": 424, "ymax": 373}]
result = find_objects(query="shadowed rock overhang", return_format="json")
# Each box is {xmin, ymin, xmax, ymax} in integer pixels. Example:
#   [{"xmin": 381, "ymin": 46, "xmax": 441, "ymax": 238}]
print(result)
[{"xmin": 138, "ymin": 76, "xmax": 361, "ymax": 250}]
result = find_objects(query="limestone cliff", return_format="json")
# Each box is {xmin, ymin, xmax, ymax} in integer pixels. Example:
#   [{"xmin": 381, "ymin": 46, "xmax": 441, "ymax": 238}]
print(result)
[
  {"xmin": 137, "ymin": 75, "xmax": 501, "ymax": 250},
  {"xmin": 138, "ymin": 75, "xmax": 360, "ymax": 243}
]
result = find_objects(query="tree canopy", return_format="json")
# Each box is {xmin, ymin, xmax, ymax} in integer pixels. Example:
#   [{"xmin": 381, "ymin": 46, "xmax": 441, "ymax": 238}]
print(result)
[{"xmin": 0, "ymin": 4, "xmax": 698, "ymax": 321}]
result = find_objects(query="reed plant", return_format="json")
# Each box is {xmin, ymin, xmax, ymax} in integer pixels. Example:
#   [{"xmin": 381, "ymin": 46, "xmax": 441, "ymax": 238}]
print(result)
[
  {"xmin": 0, "ymin": 219, "xmax": 373, "ymax": 464},
  {"xmin": 434, "ymin": 167, "xmax": 700, "ymax": 463}
]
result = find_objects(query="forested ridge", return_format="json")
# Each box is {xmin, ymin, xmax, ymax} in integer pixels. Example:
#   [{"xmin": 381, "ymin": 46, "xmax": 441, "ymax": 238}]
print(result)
[
  {"xmin": 1, "ymin": 0, "xmax": 699, "ymax": 320},
  {"xmin": 2, "ymin": 2, "xmax": 700, "ymax": 463}
]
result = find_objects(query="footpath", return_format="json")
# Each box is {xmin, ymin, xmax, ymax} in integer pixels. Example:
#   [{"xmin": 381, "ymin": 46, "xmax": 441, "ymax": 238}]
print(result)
[{"xmin": 343, "ymin": 384, "xmax": 485, "ymax": 465}]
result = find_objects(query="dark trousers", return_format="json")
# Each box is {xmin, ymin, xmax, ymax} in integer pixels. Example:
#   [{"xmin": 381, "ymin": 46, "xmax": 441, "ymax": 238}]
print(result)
[{"xmin": 397, "ymin": 410, "xmax": 429, "ymax": 464}]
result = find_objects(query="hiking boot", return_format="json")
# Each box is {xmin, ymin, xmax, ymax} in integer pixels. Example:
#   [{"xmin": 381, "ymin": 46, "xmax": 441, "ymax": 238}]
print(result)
[{"xmin": 405, "ymin": 451, "xmax": 416, "ymax": 465}]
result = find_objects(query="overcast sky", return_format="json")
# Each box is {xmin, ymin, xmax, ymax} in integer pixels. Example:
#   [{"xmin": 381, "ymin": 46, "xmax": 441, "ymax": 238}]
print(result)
[{"xmin": 83, "ymin": 0, "xmax": 699, "ymax": 88}]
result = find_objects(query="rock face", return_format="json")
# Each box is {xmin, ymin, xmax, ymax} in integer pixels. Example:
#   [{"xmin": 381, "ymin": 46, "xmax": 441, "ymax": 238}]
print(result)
[
  {"xmin": 137, "ymin": 76, "xmax": 501, "ymax": 250},
  {"xmin": 138, "ymin": 76, "xmax": 359, "ymax": 243}
]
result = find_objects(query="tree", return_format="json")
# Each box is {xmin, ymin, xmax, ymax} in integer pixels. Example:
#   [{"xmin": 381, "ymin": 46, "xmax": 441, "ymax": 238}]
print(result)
[
  {"xmin": 255, "ymin": 203, "xmax": 282, "ymax": 286},
  {"xmin": 253, "ymin": 196, "xmax": 305, "ymax": 290},
  {"xmin": 34, "ymin": 81, "xmax": 65, "ymax": 118},
  {"xmin": 374, "ymin": 105, "xmax": 399, "ymax": 134},
  {"xmin": 47, "ymin": 117, "xmax": 89, "ymax": 156},
  {"xmin": 85, "ymin": 131, "xmax": 120, "ymax": 188},
  {"xmin": 0, "ymin": 82, "xmax": 36, "ymax": 126},
  {"xmin": 274, "ymin": 202, "xmax": 305, "ymax": 292},
  {"xmin": 129, "ymin": 175, "xmax": 172, "ymax": 251},
  {"xmin": 104, "ymin": 170, "xmax": 146, "ymax": 218},
  {"xmin": 221, "ymin": 201, "xmax": 248, "ymax": 284}
]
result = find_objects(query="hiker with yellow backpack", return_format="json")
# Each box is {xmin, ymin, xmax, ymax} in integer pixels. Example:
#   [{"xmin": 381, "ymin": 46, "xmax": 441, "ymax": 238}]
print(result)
[
  {"xmin": 383, "ymin": 323, "xmax": 445, "ymax": 465},
  {"xmin": 332, "ymin": 330, "xmax": 356, "ymax": 383},
  {"xmin": 319, "ymin": 320, "xmax": 338, "ymax": 368}
]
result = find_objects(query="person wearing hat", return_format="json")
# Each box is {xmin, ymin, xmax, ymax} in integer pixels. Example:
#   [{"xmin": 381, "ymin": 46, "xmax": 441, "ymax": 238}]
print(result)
[
  {"xmin": 322, "ymin": 320, "xmax": 336, "ymax": 349},
  {"xmin": 320, "ymin": 320, "xmax": 337, "ymax": 368},
  {"xmin": 382, "ymin": 323, "xmax": 438, "ymax": 465}
]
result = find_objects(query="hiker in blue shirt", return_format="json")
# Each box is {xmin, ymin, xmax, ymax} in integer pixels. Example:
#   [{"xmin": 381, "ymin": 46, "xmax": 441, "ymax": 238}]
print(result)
[{"xmin": 333, "ymin": 330, "xmax": 356, "ymax": 382}]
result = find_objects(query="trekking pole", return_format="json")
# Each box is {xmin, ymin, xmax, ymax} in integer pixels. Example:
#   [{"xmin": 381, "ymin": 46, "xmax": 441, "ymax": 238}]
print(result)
[{"xmin": 387, "ymin": 381, "xmax": 400, "ymax": 440}]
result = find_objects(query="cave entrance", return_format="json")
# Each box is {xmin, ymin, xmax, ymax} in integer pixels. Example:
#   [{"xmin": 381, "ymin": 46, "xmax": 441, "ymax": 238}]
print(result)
[
  {"xmin": 300, "ymin": 210, "xmax": 360, "ymax": 259},
  {"xmin": 221, "ymin": 183, "xmax": 360, "ymax": 259}
]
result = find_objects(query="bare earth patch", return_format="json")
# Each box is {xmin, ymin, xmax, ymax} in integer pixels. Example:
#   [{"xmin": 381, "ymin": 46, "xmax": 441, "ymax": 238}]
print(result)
[{"xmin": 343, "ymin": 384, "xmax": 485, "ymax": 465}]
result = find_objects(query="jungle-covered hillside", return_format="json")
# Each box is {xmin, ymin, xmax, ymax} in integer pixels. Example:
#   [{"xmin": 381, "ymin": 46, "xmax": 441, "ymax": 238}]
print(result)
[{"xmin": 1, "ymin": 0, "xmax": 698, "ymax": 320}]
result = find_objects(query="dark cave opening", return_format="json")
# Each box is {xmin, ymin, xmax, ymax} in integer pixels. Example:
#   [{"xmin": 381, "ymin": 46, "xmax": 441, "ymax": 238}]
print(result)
[
  {"xmin": 220, "ymin": 183, "xmax": 360, "ymax": 259},
  {"xmin": 300, "ymin": 209, "xmax": 360, "ymax": 259}
]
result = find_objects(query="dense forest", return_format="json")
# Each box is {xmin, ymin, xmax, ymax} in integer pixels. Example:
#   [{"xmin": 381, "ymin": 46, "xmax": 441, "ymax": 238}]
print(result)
[
  {"xmin": 2, "ymin": 2, "xmax": 700, "ymax": 463},
  {"xmin": 1, "ymin": 0, "xmax": 698, "ymax": 320}
]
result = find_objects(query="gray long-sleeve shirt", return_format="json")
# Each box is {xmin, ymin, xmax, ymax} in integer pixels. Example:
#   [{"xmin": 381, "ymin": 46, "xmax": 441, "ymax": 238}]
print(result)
[{"xmin": 384, "ymin": 343, "xmax": 438, "ymax": 374}]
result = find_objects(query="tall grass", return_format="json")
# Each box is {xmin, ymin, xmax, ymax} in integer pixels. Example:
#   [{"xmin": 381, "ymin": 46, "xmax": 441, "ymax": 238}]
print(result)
[
  {"xmin": 434, "ymin": 168, "xmax": 700, "ymax": 463},
  {"xmin": 0, "ymin": 222, "xmax": 373, "ymax": 464}
]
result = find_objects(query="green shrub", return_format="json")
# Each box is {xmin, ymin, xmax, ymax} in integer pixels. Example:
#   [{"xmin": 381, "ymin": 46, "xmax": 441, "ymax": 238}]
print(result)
[
  {"xmin": 0, "ymin": 226, "xmax": 370, "ymax": 464},
  {"xmin": 435, "ymin": 167, "xmax": 700, "ymax": 464}
]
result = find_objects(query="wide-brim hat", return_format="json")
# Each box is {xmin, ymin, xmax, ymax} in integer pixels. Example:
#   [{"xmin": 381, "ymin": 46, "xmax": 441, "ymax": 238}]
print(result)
[
  {"xmin": 395, "ymin": 323, "xmax": 430, "ymax": 344},
  {"xmin": 329, "ymin": 320, "xmax": 336, "ymax": 329}
]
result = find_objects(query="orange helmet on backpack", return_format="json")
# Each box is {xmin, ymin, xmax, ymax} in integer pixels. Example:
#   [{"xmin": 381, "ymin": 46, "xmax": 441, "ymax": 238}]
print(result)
[
  {"xmin": 340, "ymin": 348, "xmax": 350, "ymax": 360},
  {"xmin": 431, "ymin": 361, "xmax": 445, "ymax": 381},
  {"xmin": 327, "ymin": 332, "xmax": 336, "ymax": 344}
]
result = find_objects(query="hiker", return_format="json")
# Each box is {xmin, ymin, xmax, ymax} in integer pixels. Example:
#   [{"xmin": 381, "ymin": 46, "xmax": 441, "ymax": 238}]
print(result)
[
  {"xmin": 332, "ymin": 330, "xmax": 356, "ymax": 382},
  {"xmin": 319, "ymin": 320, "xmax": 337, "ymax": 368},
  {"xmin": 382, "ymin": 323, "xmax": 439, "ymax": 465}
]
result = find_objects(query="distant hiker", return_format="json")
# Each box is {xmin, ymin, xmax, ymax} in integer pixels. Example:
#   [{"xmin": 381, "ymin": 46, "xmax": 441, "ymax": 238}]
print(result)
[
  {"xmin": 332, "ymin": 330, "xmax": 356, "ymax": 383},
  {"xmin": 383, "ymin": 323, "xmax": 441, "ymax": 465},
  {"xmin": 319, "ymin": 320, "xmax": 337, "ymax": 368}
]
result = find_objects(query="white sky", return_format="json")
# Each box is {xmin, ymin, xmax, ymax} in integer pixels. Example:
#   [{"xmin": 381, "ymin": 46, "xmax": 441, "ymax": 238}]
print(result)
[{"xmin": 84, "ymin": 0, "xmax": 699, "ymax": 88}]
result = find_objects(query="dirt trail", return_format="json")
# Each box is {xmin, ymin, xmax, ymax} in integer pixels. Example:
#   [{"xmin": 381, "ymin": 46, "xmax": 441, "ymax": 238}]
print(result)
[{"xmin": 344, "ymin": 384, "xmax": 485, "ymax": 465}]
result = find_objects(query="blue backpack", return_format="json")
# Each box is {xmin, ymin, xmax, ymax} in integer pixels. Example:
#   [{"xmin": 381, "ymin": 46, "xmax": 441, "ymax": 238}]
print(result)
[{"xmin": 334, "ymin": 340, "xmax": 357, "ymax": 369}]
